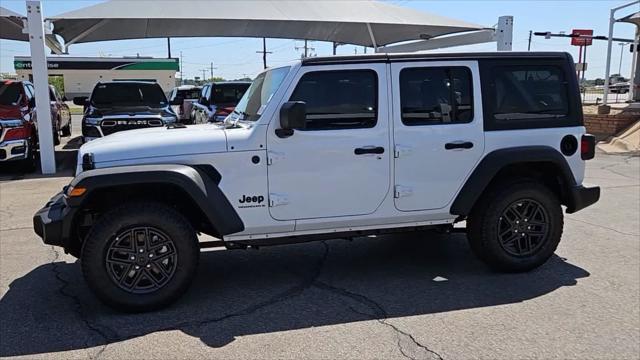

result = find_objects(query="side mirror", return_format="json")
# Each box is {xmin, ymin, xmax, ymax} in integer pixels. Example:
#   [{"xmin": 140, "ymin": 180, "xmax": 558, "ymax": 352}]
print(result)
[
  {"xmin": 28, "ymin": 97, "xmax": 35, "ymax": 108},
  {"xmin": 170, "ymin": 96, "xmax": 184, "ymax": 106},
  {"xmin": 277, "ymin": 101, "xmax": 306, "ymax": 138},
  {"xmin": 73, "ymin": 96, "xmax": 88, "ymax": 106}
]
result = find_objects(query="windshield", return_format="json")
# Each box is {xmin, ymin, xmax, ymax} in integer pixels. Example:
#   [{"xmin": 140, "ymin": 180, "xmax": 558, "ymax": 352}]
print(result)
[
  {"xmin": 91, "ymin": 83, "xmax": 167, "ymax": 107},
  {"xmin": 231, "ymin": 67, "xmax": 290, "ymax": 122},
  {"xmin": 0, "ymin": 82, "xmax": 22, "ymax": 106}
]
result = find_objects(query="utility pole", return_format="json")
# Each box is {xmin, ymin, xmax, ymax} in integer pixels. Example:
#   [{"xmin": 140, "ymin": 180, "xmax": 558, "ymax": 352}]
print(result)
[
  {"xmin": 201, "ymin": 69, "xmax": 207, "ymax": 83},
  {"xmin": 180, "ymin": 51, "xmax": 183, "ymax": 85},
  {"xmin": 210, "ymin": 61, "xmax": 218, "ymax": 81},
  {"xmin": 167, "ymin": 37, "xmax": 171, "ymax": 58},
  {"xmin": 296, "ymin": 40, "xmax": 315, "ymax": 58},
  {"xmin": 528, "ymin": 30, "xmax": 532, "ymax": 51},
  {"xmin": 256, "ymin": 38, "xmax": 272, "ymax": 69}
]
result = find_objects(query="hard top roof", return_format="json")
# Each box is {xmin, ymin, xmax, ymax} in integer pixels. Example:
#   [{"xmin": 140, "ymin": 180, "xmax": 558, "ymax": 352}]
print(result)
[{"xmin": 302, "ymin": 51, "xmax": 571, "ymax": 65}]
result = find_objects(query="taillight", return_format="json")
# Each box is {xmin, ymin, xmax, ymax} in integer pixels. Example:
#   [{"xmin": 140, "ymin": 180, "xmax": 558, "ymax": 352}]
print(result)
[
  {"xmin": 3, "ymin": 126, "xmax": 29, "ymax": 141},
  {"xmin": 581, "ymin": 134, "xmax": 596, "ymax": 160}
]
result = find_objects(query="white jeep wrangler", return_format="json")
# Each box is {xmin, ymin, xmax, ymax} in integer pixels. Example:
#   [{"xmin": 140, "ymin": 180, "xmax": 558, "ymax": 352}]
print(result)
[{"xmin": 34, "ymin": 52, "xmax": 600, "ymax": 312}]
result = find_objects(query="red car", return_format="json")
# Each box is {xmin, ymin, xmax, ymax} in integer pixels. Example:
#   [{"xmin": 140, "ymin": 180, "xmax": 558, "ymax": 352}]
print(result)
[{"xmin": 0, "ymin": 80, "xmax": 72, "ymax": 170}]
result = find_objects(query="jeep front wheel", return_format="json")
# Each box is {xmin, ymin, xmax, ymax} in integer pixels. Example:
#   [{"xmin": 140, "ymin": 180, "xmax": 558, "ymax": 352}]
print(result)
[
  {"xmin": 81, "ymin": 202, "xmax": 199, "ymax": 312},
  {"xmin": 467, "ymin": 181, "xmax": 563, "ymax": 272}
]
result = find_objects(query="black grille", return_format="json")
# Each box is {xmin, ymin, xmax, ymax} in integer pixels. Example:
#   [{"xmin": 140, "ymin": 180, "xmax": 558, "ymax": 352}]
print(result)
[{"xmin": 100, "ymin": 118, "xmax": 163, "ymax": 136}]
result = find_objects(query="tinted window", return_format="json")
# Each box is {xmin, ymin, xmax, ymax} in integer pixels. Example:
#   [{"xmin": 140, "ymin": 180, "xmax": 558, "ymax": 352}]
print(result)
[
  {"xmin": 0, "ymin": 82, "xmax": 22, "ymax": 105},
  {"xmin": 400, "ymin": 67, "xmax": 473, "ymax": 125},
  {"xmin": 289, "ymin": 70, "xmax": 377, "ymax": 130},
  {"xmin": 211, "ymin": 84, "xmax": 249, "ymax": 104},
  {"xmin": 493, "ymin": 66, "xmax": 568, "ymax": 121},
  {"xmin": 175, "ymin": 88, "xmax": 201, "ymax": 100},
  {"xmin": 91, "ymin": 83, "xmax": 167, "ymax": 107}
]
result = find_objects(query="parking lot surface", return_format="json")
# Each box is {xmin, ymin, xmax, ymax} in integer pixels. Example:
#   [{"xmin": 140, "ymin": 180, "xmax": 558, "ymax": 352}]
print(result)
[{"xmin": 0, "ymin": 122, "xmax": 638, "ymax": 359}]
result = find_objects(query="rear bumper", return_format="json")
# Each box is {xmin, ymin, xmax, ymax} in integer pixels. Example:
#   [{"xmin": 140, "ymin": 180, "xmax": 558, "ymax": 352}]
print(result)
[
  {"xmin": 0, "ymin": 139, "xmax": 29, "ymax": 161},
  {"xmin": 33, "ymin": 191, "xmax": 74, "ymax": 248},
  {"xmin": 565, "ymin": 184, "xmax": 600, "ymax": 214}
]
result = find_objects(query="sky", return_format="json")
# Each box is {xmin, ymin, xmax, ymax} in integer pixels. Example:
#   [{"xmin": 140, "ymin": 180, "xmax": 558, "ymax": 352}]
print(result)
[{"xmin": 0, "ymin": 0, "xmax": 638, "ymax": 81}]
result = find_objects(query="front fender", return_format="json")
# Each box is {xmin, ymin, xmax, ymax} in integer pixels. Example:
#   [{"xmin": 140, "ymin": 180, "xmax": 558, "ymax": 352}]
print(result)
[{"xmin": 70, "ymin": 164, "xmax": 244, "ymax": 236}]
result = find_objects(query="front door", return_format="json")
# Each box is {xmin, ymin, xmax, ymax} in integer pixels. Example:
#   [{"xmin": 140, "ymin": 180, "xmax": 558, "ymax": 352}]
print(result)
[
  {"xmin": 267, "ymin": 64, "xmax": 390, "ymax": 221},
  {"xmin": 391, "ymin": 61, "xmax": 484, "ymax": 211}
]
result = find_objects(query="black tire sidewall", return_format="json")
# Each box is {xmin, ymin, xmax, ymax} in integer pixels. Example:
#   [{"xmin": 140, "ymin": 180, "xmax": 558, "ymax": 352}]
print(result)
[
  {"xmin": 81, "ymin": 202, "xmax": 199, "ymax": 312},
  {"xmin": 476, "ymin": 182, "xmax": 563, "ymax": 272}
]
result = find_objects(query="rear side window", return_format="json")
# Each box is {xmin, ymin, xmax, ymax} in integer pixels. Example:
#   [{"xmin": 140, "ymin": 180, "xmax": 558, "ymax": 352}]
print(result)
[
  {"xmin": 289, "ymin": 70, "xmax": 378, "ymax": 130},
  {"xmin": 0, "ymin": 82, "xmax": 22, "ymax": 105},
  {"xmin": 400, "ymin": 67, "xmax": 473, "ymax": 125},
  {"xmin": 481, "ymin": 60, "xmax": 580, "ymax": 131},
  {"xmin": 494, "ymin": 66, "xmax": 568, "ymax": 120}
]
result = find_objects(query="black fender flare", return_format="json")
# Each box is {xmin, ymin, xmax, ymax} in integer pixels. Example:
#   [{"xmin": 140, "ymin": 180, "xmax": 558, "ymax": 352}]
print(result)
[
  {"xmin": 68, "ymin": 164, "xmax": 244, "ymax": 236},
  {"xmin": 450, "ymin": 146, "xmax": 577, "ymax": 216}
]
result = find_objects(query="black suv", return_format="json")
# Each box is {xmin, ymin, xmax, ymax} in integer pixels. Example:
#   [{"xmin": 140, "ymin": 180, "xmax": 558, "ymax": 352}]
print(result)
[{"xmin": 74, "ymin": 81, "xmax": 177, "ymax": 141}]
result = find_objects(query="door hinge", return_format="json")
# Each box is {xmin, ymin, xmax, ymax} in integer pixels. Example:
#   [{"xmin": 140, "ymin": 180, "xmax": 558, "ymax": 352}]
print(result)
[
  {"xmin": 269, "ymin": 193, "xmax": 289, "ymax": 207},
  {"xmin": 394, "ymin": 185, "xmax": 413, "ymax": 198},
  {"xmin": 394, "ymin": 145, "xmax": 412, "ymax": 158},
  {"xmin": 267, "ymin": 151, "xmax": 285, "ymax": 165}
]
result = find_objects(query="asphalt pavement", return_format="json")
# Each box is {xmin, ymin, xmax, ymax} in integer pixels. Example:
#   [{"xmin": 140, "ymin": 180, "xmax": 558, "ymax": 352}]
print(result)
[{"xmin": 0, "ymin": 117, "xmax": 638, "ymax": 359}]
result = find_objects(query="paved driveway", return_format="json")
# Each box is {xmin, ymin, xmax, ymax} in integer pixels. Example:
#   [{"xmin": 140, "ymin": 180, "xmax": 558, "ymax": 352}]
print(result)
[{"xmin": 0, "ymin": 128, "xmax": 638, "ymax": 359}]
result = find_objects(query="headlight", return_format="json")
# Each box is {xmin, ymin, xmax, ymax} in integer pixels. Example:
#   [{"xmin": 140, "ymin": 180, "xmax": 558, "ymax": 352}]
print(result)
[{"xmin": 84, "ymin": 116, "xmax": 101, "ymax": 125}]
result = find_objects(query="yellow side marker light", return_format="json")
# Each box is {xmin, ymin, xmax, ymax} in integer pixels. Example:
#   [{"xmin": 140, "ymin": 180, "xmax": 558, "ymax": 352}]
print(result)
[{"xmin": 68, "ymin": 187, "xmax": 87, "ymax": 197}]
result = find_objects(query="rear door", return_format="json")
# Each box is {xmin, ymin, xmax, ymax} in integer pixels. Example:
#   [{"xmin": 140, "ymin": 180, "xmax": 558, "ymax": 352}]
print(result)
[{"xmin": 391, "ymin": 61, "xmax": 484, "ymax": 211}]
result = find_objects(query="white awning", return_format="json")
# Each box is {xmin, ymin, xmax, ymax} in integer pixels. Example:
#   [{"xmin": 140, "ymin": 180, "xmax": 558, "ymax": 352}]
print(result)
[
  {"xmin": 49, "ymin": 0, "xmax": 485, "ymax": 48},
  {"xmin": 0, "ymin": 6, "xmax": 27, "ymax": 41}
]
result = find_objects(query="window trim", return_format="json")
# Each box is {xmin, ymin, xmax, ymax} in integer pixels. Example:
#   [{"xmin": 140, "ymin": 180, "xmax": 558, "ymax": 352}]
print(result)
[
  {"xmin": 289, "ymin": 69, "xmax": 379, "ymax": 131},
  {"xmin": 480, "ymin": 59, "xmax": 582, "ymax": 131},
  {"xmin": 398, "ymin": 66, "xmax": 474, "ymax": 126}
]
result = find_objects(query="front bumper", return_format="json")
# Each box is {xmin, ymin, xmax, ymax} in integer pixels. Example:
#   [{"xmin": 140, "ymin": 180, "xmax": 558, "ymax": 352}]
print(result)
[
  {"xmin": 33, "ymin": 191, "xmax": 74, "ymax": 248},
  {"xmin": 0, "ymin": 139, "xmax": 28, "ymax": 162},
  {"xmin": 565, "ymin": 184, "xmax": 601, "ymax": 214}
]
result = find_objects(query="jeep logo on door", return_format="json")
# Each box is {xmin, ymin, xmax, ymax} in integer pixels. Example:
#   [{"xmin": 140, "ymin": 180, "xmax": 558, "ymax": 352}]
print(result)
[{"xmin": 238, "ymin": 195, "xmax": 265, "ymax": 208}]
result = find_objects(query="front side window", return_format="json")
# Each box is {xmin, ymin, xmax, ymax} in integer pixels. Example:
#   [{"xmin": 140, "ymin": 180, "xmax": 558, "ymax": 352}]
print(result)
[
  {"xmin": 400, "ymin": 67, "xmax": 473, "ymax": 126},
  {"xmin": 493, "ymin": 66, "xmax": 568, "ymax": 121},
  {"xmin": 289, "ymin": 70, "xmax": 378, "ymax": 130},
  {"xmin": 90, "ymin": 83, "xmax": 167, "ymax": 107}
]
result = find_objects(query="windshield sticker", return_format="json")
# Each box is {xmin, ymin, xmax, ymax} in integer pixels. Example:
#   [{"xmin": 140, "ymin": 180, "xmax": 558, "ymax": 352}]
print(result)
[{"xmin": 256, "ymin": 105, "xmax": 267, "ymax": 116}]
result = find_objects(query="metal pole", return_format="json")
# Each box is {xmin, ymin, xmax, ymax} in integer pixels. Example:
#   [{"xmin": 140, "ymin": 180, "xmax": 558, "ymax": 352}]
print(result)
[
  {"xmin": 333, "ymin": 42, "xmax": 337, "ymax": 55},
  {"xmin": 528, "ymin": 30, "xmax": 532, "ymax": 51},
  {"xmin": 582, "ymin": 45, "xmax": 588, "ymax": 83},
  {"xmin": 603, "ymin": 8, "xmax": 616, "ymax": 105},
  {"xmin": 630, "ymin": 28, "xmax": 639, "ymax": 101},
  {"xmin": 180, "ymin": 51, "xmax": 183, "ymax": 85},
  {"xmin": 26, "ymin": 1, "xmax": 55, "ymax": 174},
  {"xmin": 211, "ymin": 61, "xmax": 214, "ymax": 80},
  {"xmin": 618, "ymin": 42, "xmax": 626, "ymax": 75},
  {"xmin": 167, "ymin": 37, "xmax": 171, "ymax": 59},
  {"xmin": 602, "ymin": 0, "xmax": 639, "ymax": 106},
  {"xmin": 263, "ymin": 38, "xmax": 267, "ymax": 69}
]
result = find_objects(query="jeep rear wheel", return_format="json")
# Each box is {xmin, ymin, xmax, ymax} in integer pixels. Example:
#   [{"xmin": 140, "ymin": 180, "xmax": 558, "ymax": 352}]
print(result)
[
  {"xmin": 81, "ymin": 202, "xmax": 199, "ymax": 312},
  {"xmin": 467, "ymin": 180, "xmax": 563, "ymax": 272}
]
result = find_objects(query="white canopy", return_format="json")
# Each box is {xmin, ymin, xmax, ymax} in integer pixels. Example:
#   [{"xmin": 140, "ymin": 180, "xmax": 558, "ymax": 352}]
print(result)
[
  {"xmin": 49, "ymin": 0, "xmax": 485, "ymax": 48},
  {"xmin": 0, "ymin": 6, "xmax": 27, "ymax": 41}
]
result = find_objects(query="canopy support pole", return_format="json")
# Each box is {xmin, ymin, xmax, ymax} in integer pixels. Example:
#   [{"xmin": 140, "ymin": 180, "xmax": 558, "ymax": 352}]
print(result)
[
  {"xmin": 366, "ymin": 23, "xmax": 377, "ymax": 51},
  {"xmin": 25, "ymin": 1, "xmax": 55, "ymax": 174},
  {"xmin": 603, "ymin": 0, "xmax": 639, "ymax": 106}
]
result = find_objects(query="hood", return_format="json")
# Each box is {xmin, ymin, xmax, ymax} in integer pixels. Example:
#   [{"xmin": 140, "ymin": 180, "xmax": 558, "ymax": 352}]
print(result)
[
  {"xmin": 92, "ymin": 105, "xmax": 168, "ymax": 117},
  {"xmin": 80, "ymin": 124, "xmax": 228, "ymax": 165},
  {"xmin": 0, "ymin": 104, "xmax": 22, "ymax": 119}
]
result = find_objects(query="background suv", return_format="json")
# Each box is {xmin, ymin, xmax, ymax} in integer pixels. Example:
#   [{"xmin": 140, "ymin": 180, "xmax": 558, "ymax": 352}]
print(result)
[
  {"xmin": 74, "ymin": 81, "xmax": 177, "ymax": 141},
  {"xmin": 191, "ymin": 81, "xmax": 250, "ymax": 124}
]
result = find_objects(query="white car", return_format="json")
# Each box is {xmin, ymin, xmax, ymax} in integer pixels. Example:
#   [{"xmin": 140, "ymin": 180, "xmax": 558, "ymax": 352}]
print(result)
[
  {"xmin": 167, "ymin": 85, "xmax": 201, "ymax": 123},
  {"xmin": 34, "ymin": 52, "xmax": 600, "ymax": 312}
]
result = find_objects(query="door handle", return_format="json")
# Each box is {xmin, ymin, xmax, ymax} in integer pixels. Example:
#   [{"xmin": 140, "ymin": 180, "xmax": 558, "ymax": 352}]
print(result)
[
  {"xmin": 445, "ymin": 141, "xmax": 474, "ymax": 150},
  {"xmin": 354, "ymin": 146, "xmax": 385, "ymax": 155}
]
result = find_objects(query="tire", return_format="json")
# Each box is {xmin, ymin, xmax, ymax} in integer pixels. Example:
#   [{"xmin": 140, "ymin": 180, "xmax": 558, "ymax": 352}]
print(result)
[
  {"xmin": 53, "ymin": 128, "xmax": 60, "ymax": 146},
  {"xmin": 61, "ymin": 120, "xmax": 71, "ymax": 137},
  {"xmin": 466, "ymin": 180, "xmax": 563, "ymax": 272},
  {"xmin": 81, "ymin": 202, "xmax": 199, "ymax": 312}
]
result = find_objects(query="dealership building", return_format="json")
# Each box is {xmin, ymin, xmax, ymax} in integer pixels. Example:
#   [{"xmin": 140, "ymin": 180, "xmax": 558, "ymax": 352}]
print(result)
[{"xmin": 13, "ymin": 56, "xmax": 179, "ymax": 98}]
